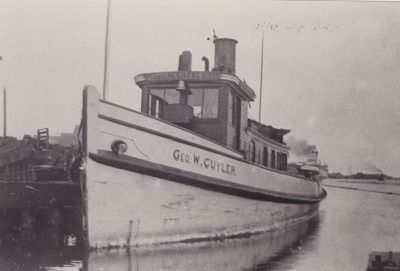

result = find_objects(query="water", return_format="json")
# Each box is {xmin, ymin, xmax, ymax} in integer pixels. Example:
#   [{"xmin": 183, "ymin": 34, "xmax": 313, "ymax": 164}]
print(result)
[
  {"xmin": 274, "ymin": 179, "xmax": 400, "ymax": 271},
  {"xmin": 1, "ymin": 178, "xmax": 400, "ymax": 271}
]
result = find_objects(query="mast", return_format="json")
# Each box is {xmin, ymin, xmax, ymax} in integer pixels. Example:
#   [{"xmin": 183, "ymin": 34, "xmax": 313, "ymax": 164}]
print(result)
[
  {"xmin": 0, "ymin": 56, "xmax": 4, "ymax": 137},
  {"xmin": 258, "ymin": 31, "xmax": 264, "ymax": 123},
  {"xmin": 3, "ymin": 87, "xmax": 6, "ymax": 137},
  {"xmin": 102, "ymin": 0, "xmax": 111, "ymax": 100}
]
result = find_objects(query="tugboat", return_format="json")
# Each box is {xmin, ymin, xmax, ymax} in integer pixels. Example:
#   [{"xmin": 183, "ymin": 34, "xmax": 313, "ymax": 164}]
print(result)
[
  {"xmin": 288, "ymin": 146, "xmax": 329, "ymax": 181},
  {"xmin": 367, "ymin": 251, "xmax": 400, "ymax": 271},
  {"xmin": 80, "ymin": 37, "xmax": 327, "ymax": 249}
]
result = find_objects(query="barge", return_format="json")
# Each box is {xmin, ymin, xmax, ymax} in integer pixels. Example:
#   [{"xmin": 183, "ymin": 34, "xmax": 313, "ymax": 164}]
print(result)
[
  {"xmin": 80, "ymin": 37, "xmax": 327, "ymax": 249},
  {"xmin": 0, "ymin": 130, "xmax": 81, "ymax": 230}
]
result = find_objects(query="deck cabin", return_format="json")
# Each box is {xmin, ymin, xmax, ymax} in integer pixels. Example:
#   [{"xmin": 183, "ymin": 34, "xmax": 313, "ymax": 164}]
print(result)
[{"xmin": 134, "ymin": 38, "xmax": 289, "ymax": 172}]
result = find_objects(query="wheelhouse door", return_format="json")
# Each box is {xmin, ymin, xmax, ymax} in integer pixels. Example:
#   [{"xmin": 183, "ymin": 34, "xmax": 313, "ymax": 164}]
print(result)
[{"xmin": 233, "ymin": 95, "xmax": 241, "ymax": 150}]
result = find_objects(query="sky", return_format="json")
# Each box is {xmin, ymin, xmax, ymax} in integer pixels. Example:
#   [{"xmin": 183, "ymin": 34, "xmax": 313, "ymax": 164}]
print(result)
[{"xmin": 0, "ymin": 0, "xmax": 399, "ymax": 176}]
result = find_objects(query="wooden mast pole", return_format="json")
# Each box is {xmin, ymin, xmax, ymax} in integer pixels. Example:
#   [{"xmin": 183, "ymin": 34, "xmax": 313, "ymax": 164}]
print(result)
[
  {"xmin": 0, "ymin": 56, "xmax": 4, "ymax": 137},
  {"xmin": 102, "ymin": 0, "xmax": 111, "ymax": 100},
  {"xmin": 258, "ymin": 31, "xmax": 264, "ymax": 123},
  {"xmin": 3, "ymin": 87, "xmax": 6, "ymax": 137}
]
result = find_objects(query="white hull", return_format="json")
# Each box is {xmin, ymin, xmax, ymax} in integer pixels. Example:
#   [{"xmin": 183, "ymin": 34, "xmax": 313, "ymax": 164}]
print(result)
[
  {"xmin": 81, "ymin": 87, "xmax": 325, "ymax": 249},
  {"xmin": 86, "ymin": 162, "xmax": 319, "ymax": 248}
]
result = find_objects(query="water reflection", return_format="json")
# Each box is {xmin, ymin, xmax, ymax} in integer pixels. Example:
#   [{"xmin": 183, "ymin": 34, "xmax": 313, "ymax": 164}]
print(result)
[
  {"xmin": 246, "ymin": 218, "xmax": 322, "ymax": 271},
  {"xmin": 0, "ymin": 228, "xmax": 83, "ymax": 271},
  {"xmin": 0, "ymin": 217, "xmax": 320, "ymax": 271},
  {"xmin": 88, "ymin": 218, "xmax": 320, "ymax": 271}
]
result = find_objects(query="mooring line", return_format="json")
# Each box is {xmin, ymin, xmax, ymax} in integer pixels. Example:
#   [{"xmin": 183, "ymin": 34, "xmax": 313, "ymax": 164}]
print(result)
[{"xmin": 324, "ymin": 184, "xmax": 400, "ymax": 196}]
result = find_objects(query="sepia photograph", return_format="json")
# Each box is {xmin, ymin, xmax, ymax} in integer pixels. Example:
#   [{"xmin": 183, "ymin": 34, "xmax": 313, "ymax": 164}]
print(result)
[{"xmin": 0, "ymin": 1, "xmax": 399, "ymax": 270}]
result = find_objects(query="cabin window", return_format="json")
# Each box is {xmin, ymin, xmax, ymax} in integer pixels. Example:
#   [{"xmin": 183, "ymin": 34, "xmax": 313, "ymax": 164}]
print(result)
[
  {"xmin": 148, "ymin": 95, "xmax": 162, "ymax": 117},
  {"xmin": 263, "ymin": 147, "xmax": 268, "ymax": 167},
  {"xmin": 277, "ymin": 152, "xmax": 288, "ymax": 171},
  {"xmin": 148, "ymin": 88, "xmax": 180, "ymax": 117},
  {"xmin": 250, "ymin": 140, "xmax": 256, "ymax": 162},
  {"xmin": 277, "ymin": 153, "xmax": 282, "ymax": 170},
  {"xmin": 277, "ymin": 153, "xmax": 281, "ymax": 169},
  {"xmin": 188, "ymin": 88, "xmax": 218, "ymax": 118},
  {"xmin": 271, "ymin": 150, "xmax": 276, "ymax": 169},
  {"xmin": 165, "ymin": 89, "xmax": 180, "ymax": 104},
  {"xmin": 149, "ymin": 89, "xmax": 180, "ymax": 104},
  {"xmin": 228, "ymin": 91, "xmax": 233, "ymax": 125},
  {"xmin": 282, "ymin": 153, "xmax": 288, "ymax": 170}
]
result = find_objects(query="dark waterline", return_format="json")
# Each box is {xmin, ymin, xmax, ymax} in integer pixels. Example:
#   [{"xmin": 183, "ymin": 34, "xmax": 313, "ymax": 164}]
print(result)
[{"xmin": 1, "ymin": 179, "xmax": 399, "ymax": 271}]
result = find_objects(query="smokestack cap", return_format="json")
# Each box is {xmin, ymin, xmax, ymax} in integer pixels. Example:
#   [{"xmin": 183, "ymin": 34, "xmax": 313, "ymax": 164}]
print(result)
[{"xmin": 213, "ymin": 38, "xmax": 238, "ymax": 44}]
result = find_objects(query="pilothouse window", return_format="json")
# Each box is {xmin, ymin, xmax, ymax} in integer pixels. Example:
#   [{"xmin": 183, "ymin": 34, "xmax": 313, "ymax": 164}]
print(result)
[
  {"xmin": 148, "ymin": 88, "xmax": 180, "ymax": 117},
  {"xmin": 149, "ymin": 89, "xmax": 180, "ymax": 104},
  {"xmin": 188, "ymin": 88, "xmax": 218, "ymax": 118}
]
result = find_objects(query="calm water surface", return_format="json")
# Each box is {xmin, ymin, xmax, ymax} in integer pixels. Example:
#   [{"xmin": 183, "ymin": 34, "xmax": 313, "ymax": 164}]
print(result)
[{"xmin": 1, "ymin": 179, "xmax": 400, "ymax": 271}]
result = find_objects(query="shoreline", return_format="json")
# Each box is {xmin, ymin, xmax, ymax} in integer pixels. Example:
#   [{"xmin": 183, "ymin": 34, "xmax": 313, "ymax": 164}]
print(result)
[{"xmin": 323, "ymin": 178, "xmax": 400, "ymax": 196}]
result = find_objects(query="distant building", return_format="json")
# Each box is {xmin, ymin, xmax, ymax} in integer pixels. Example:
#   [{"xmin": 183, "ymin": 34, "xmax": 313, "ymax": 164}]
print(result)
[
  {"xmin": 352, "ymin": 172, "xmax": 385, "ymax": 181},
  {"xmin": 328, "ymin": 172, "xmax": 345, "ymax": 179},
  {"xmin": 49, "ymin": 126, "xmax": 80, "ymax": 147}
]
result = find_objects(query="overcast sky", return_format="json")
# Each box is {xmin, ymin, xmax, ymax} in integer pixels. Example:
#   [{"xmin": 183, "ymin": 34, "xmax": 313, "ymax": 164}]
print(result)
[{"xmin": 0, "ymin": 0, "xmax": 399, "ymax": 176}]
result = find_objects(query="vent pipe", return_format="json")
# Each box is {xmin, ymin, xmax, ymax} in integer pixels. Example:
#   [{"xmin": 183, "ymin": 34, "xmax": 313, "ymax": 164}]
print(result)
[{"xmin": 202, "ymin": 57, "xmax": 209, "ymax": 71}]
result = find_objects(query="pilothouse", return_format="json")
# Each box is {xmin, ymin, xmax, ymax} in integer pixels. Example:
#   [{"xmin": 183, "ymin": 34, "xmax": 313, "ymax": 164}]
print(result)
[{"xmin": 135, "ymin": 38, "xmax": 290, "ymax": 173}]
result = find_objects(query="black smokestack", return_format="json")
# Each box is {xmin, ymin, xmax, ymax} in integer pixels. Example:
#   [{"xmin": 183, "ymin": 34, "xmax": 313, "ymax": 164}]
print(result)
[
  {"xmin": 213, "ymin": 38, "xmax": 237, "ymax": 74},
  {"xmin": 178, "ymin": 51, "xmax": 192, "ymax": 71}
]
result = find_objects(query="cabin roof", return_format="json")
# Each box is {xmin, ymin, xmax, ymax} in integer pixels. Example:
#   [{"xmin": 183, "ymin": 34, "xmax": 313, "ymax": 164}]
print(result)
[
  {"xmin": 238, "ymin": 79, "xmax": 256, "ymax": 101},
  {"xmin": 134, "ymin": 71, "xmax": 256, "ymax": 101},
  {"xmin": 248, "ymin": 119, "xmax": 291, "ymax": 138}
]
